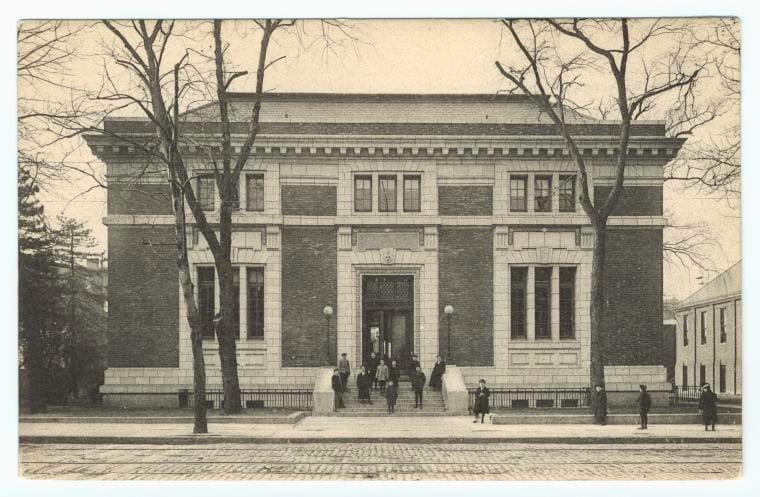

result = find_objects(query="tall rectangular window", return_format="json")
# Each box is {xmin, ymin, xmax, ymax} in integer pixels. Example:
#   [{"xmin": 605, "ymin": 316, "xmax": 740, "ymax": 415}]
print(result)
[
  {"xmin": 510, "ymin": 175, "xmax": 527, "ymax": 212},
  {"xmin": 699, "ymin": 364, "xmax": 706, "ymax": 386},
  {"xmin": 247, "ymin": 267, "xmax": 264, "ymax": 339},
  {"xmin": 246, "ymin": 174, "xmax": 265, "ymax": 211},
  {"xmin": 354, "ymin": 175, "xmax": 372, "ymax": 212},
  {"xmin": 719, "ymin": 308, "xmax": 727, "ymax": 343},
  {"xmin": 700, "ymin": 311, "xmax": 707, "ymax": 345},
  {"xmin": 510, "ymin": 267, "xmax": 528, "ymax": 338},
  {"xmin": 719, "ymin": 364, "xmax": 727, "ymax": 393},
  {"xmin": 403, "ymin": 175, "xmax": 421, "ymax": 212},
  {"xmin": 559, "ymin": 267, "xmax": 576, "ymax": 339},
  {"xmin": 378, "ymin": 175, "xmax": 397, "ymax": 212},
  {"xmin": 198, "ymin": 176, "xmax": 215, "ymax": 211},
  {"xmin": 534, "ymin": 267, "xmax": 552, "ymax": 339},
  {"xmin": 559, "ymin": 175, "xmax": 576, "ymax": 212},
  {"xmin": 534, "ymin": 175, "xmax": 552, "ymax": 212},
  {"xmin": 683, "ymin": 315, "xmax": 689, "ymax": 346},
  {"xmin": 198, "ymin": 267, "xmax": 216, "ymax": 339},
  {"xmin": 682, "ymin": 365, "xmax": 688, "ymax": 388},
  {"xmin": 232, "ymin": 269, "xmax": 240, "ymax": 338}
]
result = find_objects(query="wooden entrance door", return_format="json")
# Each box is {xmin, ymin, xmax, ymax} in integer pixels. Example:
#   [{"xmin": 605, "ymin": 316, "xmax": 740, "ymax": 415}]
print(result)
[{"xmin": 362, "ymin": 275, "xmax": 414, "ymax": 373}]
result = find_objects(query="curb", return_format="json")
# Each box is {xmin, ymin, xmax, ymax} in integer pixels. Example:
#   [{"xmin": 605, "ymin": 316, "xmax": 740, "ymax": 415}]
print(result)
[
  {"xmin": 19, "ymin": 412, "xmax": 306, "ymax": 425},
  {"xmin": 19, "ymin": 435, "xmax": 742, "ymax": 445}
]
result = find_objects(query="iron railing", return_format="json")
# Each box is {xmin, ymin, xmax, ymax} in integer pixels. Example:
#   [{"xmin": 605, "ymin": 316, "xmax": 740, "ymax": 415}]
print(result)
[
  {"xmin": 468, "ymin": 387, "xmax": 591, "ymax": 410},
  {"xmin": 669, "ymin": 385, "xmax": 702, "ymax": 405},
  {"xmin": 182, "ymin": 388, "xmax": 313, "ymax": 410}
]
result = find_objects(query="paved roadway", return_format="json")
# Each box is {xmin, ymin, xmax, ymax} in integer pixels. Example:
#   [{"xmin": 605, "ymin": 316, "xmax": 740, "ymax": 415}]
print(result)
[{"xmin": 19, "ymin": 442, "xmax": 741, "ymax": 480}]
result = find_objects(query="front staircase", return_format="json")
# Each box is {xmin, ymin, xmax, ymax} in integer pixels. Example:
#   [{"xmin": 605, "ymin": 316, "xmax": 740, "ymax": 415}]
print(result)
[{"xmin": 335, "ymin": 381, "xmax": 448, "ymax": 416}]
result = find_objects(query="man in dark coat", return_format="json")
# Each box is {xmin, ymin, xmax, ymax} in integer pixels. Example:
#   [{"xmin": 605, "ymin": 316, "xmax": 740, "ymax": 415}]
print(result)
[
  {"xmin": 367, "ymin": 352, "xmax": 379, "ymax": 390},
  {"xmin": 409, "ymin": 354, "xmax": 421, "ymax": 382},
  {"xmin": 429, "ymin": 356, "xmax": 446, "ymax": 391},
  {"xmin": 473, "ymin": 379, "xmax": 490, "ymax": 423},
  {"xmin": 356, "ymin": 366, "xmax": 372, "ymax": 404},
  {"xmin": 338, "ymin": 353, "xmax": 350, "ymax": 392},
  {"xmin": 389, "ymin": 360, "xmax": 401, "ymax": 385},
  {"xmin": 699, "ymin": 383, "xmax": 719, "ymax": 431},
  {"xmin": 411, "ymin": 365, "xmax": 426, "ymax": 408},
  {"xmin": 385, "ymin": 380, "xmax": 398, "ymax": 414},
  {"xmin": 637, "ymin": 384, "xmax": 652, "ymax": 429},
  {"xmin": 593, "ymin": 385, "xmax": 608, "ymax": 425},
  {"xmin": 331, "ymin": 368, "xmax": 345, "ymax": 409}
]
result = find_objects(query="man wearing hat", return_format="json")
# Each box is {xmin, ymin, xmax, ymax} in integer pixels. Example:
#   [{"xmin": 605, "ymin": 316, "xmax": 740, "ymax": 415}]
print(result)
[
  {"xmin": 699, "ymin": 383, "xmax": 719, "ymax": 431},
  {"xmin": 637, "ymin": 384, "xmax": 652, "ymax": 430}
]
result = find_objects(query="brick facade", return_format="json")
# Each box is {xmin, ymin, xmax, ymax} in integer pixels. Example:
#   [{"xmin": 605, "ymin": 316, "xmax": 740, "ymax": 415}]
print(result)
[
  {"xmin": 281, "ymin": 226, "xmax": 337, "ymax": 367},
  {"xmin": 281, "ymin": 185, "xmax": 337, "ymax": 216},
  {"xmin": 107, "ymin": 225, "xmax": 179, "ymax": 367},
  {"xmin": 107, "ymin": 184, "xmax": 173, "ymax": 215},
  {"xmin": 594, "ymin": 186, "xmax": 662, "ymax": 216},
  {"xmin": 438, "ymin": 185, "xmax": 493, "ymax": 216},
  {"xmin": 85, "ymin": 93, "xmax": 681, "ymax": 405},
  {"xmin": 438, "ymin": 227, "xmax": 494, "ymax": 366},
  {"xmin": 604, "ymin": 227, "xmax": 663, "ymax": 365}
]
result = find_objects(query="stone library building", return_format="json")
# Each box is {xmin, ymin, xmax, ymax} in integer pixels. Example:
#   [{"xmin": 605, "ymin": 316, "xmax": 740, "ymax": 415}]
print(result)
[{"xmin": 85, "ymin": 93, "xmax": 680, "ymax": 409}]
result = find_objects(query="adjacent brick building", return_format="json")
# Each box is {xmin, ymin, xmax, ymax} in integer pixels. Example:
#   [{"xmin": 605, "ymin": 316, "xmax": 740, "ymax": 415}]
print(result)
[
  {"xmin": 84, "ymin": 93, "xmax": 682, "ymax": 407},
  {"xmin": 675, "ymin": 262, "xmax": 742, "ymax": 398}
]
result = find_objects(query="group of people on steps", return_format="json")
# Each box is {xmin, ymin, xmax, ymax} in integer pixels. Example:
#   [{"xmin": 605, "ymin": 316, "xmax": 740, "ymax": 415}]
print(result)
[{"xmin": 331, "ymin": 353, "xmax": 448, "ymax": 413}]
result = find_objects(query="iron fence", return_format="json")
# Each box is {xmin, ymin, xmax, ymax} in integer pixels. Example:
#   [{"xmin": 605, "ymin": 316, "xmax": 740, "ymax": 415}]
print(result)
[
  {"xmin": 669, "ymin": 385, "xmax": 702, "ymax": 405},
  {"xmin": 183, "ymin": 388, "xmax": 313, "ymax": 410},
  {"xmin": 468, "ymin": 387, "xmax": 591, "ymax": 410}
]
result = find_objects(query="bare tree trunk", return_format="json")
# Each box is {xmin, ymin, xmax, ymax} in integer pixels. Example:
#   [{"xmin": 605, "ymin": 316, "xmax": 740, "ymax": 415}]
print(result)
[
  {"xmin": 169, "ymin": 170, "xmax": 207, "ymax": 433},
  {"xmin": 216, "ymin": 257, "xmax": 241, "ymax": 413},
  {"xmin": 589, "ymin": 221, "xmax": 608, "ymax": 388}
]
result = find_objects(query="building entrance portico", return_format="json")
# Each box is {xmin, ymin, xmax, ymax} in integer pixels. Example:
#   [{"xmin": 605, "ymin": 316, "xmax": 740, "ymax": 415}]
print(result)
[{"xmin": 362, "ymin": 275, "xmax": 414, "ymax": 374}]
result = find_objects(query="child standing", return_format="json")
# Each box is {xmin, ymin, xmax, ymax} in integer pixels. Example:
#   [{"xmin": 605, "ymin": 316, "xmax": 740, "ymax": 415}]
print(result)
[{"xmin": 385, "ymin": 380, "xmax": 398, "ymax": 414}]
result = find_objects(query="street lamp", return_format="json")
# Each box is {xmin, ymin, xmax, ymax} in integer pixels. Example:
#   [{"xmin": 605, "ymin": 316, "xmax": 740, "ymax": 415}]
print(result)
[
  {"xmin": 444, "ymin": 304, "xmax": 454, "ymax": 363},
  {"xmin": 323, "ymin": 305, "xmax": 334, "ymax": 363}
]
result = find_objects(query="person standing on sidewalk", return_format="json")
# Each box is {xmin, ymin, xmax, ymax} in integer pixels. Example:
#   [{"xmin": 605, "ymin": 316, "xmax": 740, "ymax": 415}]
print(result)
[
  {"xmin": 699, "ymin": 383, "xmax": 719, "ymax": 431},
  {"xmin": 356, "ymin": 366, "xmax": 372, "ymax": 405},
  {"xmin": 376, "ymin": 359, "xmax": 389, "ymax": 394},
  {"xmin": 593, "ymin": 385, "xmax": 608, "ymax": 425},
  {"xmin": 473, "ymin": 379, "xmax": 490, "ymax": 423},
  {"xmin": 367, "ymin": 351, "xmax": 379, "ymax": 390},
  {"xmin": 637, "ymin": 384, "xmax": 651, "ymax": 430},
  {"xmin": 338, "ymin": 353, "xmax": 350, "ymax": 392},
  {"xmin": 411, "ymin": 365, "xmax": 426, "ymax": 408},
  {"xmin": 331, "ymin": 368, "xmax": 345, "ymax": 409},
  {"xmin": 385, "ymin": 380, "xmax": 398, "ymax": 414}
]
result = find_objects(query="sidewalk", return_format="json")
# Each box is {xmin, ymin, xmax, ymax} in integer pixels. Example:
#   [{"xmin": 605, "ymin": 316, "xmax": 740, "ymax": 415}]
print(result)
[{"xmin": 19, "ymin": 416, "xmax": 742, "ymax": 445}]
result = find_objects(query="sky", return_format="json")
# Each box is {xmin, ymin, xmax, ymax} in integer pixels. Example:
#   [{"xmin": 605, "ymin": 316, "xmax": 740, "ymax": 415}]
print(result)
[{"xmin": 21, "ymin": 18, "xmax": 741, "ymax": 301}]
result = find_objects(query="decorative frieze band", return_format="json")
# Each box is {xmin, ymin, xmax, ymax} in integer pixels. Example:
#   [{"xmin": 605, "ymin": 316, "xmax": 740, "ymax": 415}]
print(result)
[{"xmin": 94, "ymin": 143, "xmax": 679, "ymax": 160}]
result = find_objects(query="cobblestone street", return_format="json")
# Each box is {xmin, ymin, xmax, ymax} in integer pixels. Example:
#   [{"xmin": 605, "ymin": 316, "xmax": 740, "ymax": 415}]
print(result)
[{"xmin": 19, "ymin": 442, "xmax": 741, "ymax": 480}]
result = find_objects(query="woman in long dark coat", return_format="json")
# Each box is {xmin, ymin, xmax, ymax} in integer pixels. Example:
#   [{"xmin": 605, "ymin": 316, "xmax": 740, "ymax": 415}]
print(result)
[
  {"xmin": 472, "ymin": 379, "xmax": 490, "ymax": 423},
  {"xmin": 699, "ymin": 383, "xmax": 718, "ymax": 431},
  {"xmin": 429, "ymin": 356, "xmax": 446, "ymax": 390},
  {"xmin": 356, "ymin": 367, "xmax": 372, "ymax": 404}
]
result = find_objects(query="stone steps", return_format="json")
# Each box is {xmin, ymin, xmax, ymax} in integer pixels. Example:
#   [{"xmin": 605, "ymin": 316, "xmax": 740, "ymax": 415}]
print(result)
[{"xmin": 337, "ymin": 383, "xmax": 447, "ymax": 416}]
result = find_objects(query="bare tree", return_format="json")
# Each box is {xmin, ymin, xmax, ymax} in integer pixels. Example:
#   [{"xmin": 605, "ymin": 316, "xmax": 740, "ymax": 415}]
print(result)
[
  {"xmin": 90, "ymin": 18, "xmax": 315, "ymax": 418},
  {"xmin": 664, "ymin": 19, "xmax": 740, "ymax": 203},
  {"xmin": 495, "ymin": 19, "xmax": 705, "ymax": 387},
  {"xmin": 17, "ymin": 21, "xmax": 97, "ymax": 188},
  {"xmin": 663, "ymin": 209, "xmax": 718, "ymax": 273}
]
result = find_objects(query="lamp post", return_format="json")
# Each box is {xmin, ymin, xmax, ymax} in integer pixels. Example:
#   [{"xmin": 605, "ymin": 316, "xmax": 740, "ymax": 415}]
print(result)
[
  {"xmin": 323, "ymin": 305, "xmax": 334, "ymax": 363},
  {"xmin": 444, "ymin": 304, "xmax": 454, "ymax": 362}
]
